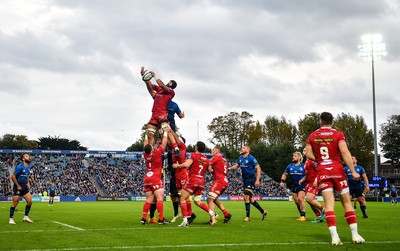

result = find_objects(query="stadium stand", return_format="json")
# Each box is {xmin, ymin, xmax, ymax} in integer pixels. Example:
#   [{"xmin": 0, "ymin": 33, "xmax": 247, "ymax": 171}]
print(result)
[{"xmin": 0, "ymin": 151, "xmax": 287, "ymax": 197}]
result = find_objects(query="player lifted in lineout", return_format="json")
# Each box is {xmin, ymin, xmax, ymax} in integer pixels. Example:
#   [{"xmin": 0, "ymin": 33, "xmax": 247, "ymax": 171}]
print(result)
[{"xmin": 140, "ymin": 66, "xmax": 181, "ymax": 156}]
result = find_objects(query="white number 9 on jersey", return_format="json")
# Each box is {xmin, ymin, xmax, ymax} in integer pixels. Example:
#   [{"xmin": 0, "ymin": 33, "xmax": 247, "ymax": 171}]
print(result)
[{"xmin": 320, "ymin": 146, "xmax": 330, "ymax": 160}]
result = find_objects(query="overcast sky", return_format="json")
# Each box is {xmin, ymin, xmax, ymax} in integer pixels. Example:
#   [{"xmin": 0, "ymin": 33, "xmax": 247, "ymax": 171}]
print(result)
[{"xmin": 1, "ymin": 0, "xmax": 399, "ymax": 152}]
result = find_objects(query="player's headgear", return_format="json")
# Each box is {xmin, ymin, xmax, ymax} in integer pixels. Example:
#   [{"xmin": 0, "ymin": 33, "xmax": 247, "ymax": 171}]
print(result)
[{"xmin": 170, "ymin": 80, "xmax": 177, "ymax": 89}]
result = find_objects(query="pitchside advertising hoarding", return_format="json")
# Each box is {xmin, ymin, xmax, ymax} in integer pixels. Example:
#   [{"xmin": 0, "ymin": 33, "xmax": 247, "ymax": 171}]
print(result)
[{"xmin": 0, "ymin": 196, "xmax": 290, "ymax": 202}]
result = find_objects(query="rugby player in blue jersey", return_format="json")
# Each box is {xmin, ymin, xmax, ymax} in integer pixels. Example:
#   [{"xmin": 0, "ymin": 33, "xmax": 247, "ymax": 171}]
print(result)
[
  {"xmin": 228, "ymin": 145, "xmax": 268, "ymax": 222},
  {"xmin": 280, "ymin": 152, "xmax": 307, "ymax": 222},
  {"xmin": 344, "ymin": 156, "xmax": 369, "ymax": 218},
  {"xmin": 390, "ymin": 184, "xmax": 398, "ymax": 205},
  {"xmin": 167, "ymin": 100, "xmax": 185, "ymax": 132},
  {"xmin": 48, "ymin": 182, "xmax": 57, "ymax": 206},
  {"xmin": 167, "ymin": 100, "xmax": 185, "ymax": 222},
  {"xmin": 9, "ymin": 153, "xmax": 34, "ymax": 224}
]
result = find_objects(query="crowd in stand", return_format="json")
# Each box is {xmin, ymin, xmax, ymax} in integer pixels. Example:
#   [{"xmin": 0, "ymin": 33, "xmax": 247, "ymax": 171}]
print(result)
[
  {"xmin": 0, "ymin": 155, "xmax": 13, "ymax": 196},
  {"xmin": 90, "ymin": 157, "xmax": 145, "ymax": 196},
  {"xmin": 0, "ymin": 153, "xmax": 288, "ymax": 198}
]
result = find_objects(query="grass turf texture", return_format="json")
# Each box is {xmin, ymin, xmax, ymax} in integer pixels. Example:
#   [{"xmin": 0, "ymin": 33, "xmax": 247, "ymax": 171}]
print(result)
[{"xmin": 0, "ymin": 201, "xmax": 399, "ymax": 251}]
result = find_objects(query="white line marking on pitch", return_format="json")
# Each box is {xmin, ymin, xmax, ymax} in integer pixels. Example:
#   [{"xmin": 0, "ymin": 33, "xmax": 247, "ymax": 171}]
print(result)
[
  {"xmin": 10, "ymin": 240, "xmax": 400, "ymax": 251},
  {"xmin": 52, "ymin": 221, "xmax": 84, "ymax": 231}
]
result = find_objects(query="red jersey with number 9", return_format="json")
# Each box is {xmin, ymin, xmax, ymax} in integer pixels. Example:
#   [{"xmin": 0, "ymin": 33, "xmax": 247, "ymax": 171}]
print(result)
[{"xmin": 306, "ymin": 127, "xmax": 346, "ymax": 167}]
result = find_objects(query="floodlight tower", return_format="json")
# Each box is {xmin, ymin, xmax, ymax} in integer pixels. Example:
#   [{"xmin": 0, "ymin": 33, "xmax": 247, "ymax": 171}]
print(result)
[{"xmin": 358, "ymin": 34, "xmax": 387, "ymax": 176}]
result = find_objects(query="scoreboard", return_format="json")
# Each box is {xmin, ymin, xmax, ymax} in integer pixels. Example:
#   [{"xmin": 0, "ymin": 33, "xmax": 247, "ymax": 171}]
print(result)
[{"xmin": 368, "ymin": 176, "xmax": 387, "ymax": 188}]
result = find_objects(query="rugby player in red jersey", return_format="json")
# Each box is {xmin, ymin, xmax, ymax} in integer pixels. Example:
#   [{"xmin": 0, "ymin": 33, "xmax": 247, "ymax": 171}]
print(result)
[
  {"xmin": 169, "ymin": 130, "xmax": 194, "ymax": 223},
  {"xmin": 299, "ymin": 148, "xmax": 326, "ymax": 223},
  {"xmin": 207, "ymin": 146, "xmax": 232, "ymax": 224},
  {"xmin": 140, "ymin": 127, "xmax": 170, "ymax": 225},
  {"xmin": 306, "ymin": 112, "xmax": 364, "ymax": 245},
  {"xmin": 140, "ymin": 66, "xmax": 181, "ymax": 155},
  {"xmin": 173, "ymin": 141, "xmax": 217, "ymax": 227}
]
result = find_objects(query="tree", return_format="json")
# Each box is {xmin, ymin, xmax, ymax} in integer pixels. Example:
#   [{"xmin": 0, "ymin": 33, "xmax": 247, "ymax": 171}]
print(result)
[
  {"xmin": 380, "ymin": 115, "xmax": 400, "ymax": 165},
  {"xmin": 297, "ymin": 112, "xmax": 320, "ymax": 146},
  {"xmin": 263, "ymin": 115, "xmax": 297, "ymax": 147},
  {"xmin": 334, "ymin": 113, "xmax": 374, "ymax": 174},
  {"xmin": 37, "ymin": 135, "xmax": 88, "ymax": 150},
  {"xmin": 265, "ymin": 141, "xmax": 296, "ymax": 181},
  {"xmin": 126, "ymin": 139, "xmax": 143, "ymax": 151},
  {"xmin": 0, "ymin": 134, "xmax": 38, "ymax": 149},
  {"xmin": 208, "ymin": 111, "xmax": 254, "ymax": 158},
  {"xmin": 248, "ymin": 120, "xmax": 265, "ymax": 146}
]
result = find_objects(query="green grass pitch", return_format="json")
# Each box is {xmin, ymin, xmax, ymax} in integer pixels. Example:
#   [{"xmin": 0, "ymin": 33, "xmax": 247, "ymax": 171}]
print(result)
[{"xmin": 0, "ymin": 201, "xmax": 399, "ymax": 251}]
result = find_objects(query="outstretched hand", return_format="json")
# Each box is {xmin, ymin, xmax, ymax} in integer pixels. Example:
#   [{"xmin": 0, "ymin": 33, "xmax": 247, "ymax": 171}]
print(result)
[{"xmin": 140, "ymin": 66, "xmax": 146, "ymax": 76}]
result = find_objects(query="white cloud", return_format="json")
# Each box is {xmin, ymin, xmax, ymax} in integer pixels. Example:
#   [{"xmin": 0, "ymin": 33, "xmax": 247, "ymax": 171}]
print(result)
[{"xmin": 0, "ymin": 0, "xmax": 399, "ymax": 153}]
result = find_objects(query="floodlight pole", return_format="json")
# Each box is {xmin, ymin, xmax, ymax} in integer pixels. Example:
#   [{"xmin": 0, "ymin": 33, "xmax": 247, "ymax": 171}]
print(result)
[
  {"xmin": 359, "ymin": 34, "xmax": 386, "ymax": 177},
  {"xmin": 371, "ymin": 44, "xmax": 379, "ymax": 177}
]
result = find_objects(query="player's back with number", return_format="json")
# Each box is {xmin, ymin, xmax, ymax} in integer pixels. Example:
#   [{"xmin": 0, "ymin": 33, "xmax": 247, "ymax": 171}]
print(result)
[
  {"xmin": 307, "ymin": 127, "xmax": 345, "ymax": 166},
  {"xmin": 211, "ymin": 153, "xmax": 229, "ymax": 184},
  {"xmin": 144, "ymin": 146, "xmax": 164, "ymax": 184},
  {"xmin": 188, "ymin": 152, "xmax": 210, "ymax": 182}
]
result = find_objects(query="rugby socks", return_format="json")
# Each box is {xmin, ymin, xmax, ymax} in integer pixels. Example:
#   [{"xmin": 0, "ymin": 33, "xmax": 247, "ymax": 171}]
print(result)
[
  {"xmin": 221, "ymin": 208, "xmax": 229, "ymax": 217},
  {"xmin": 149, "ymin": 203, "xmax": 156, "ymax": 218},
  {"xmin": 326, "ymin": 211, "xmax": 339, "ymax": 240},
  {"xmin": 344, "ymin": 211, "xmax": 357, "ymax": 225},
  {"xmin": 25, "ymin": 205, "xmax": 31, "ymax": 216},
  {"xmin": 9, "ymin": 206, "xmax": 15, "ymax": 218},
  {"xmin": 245, "ymin": 203, "xmax": 251, "ymax": 217},
  {"xmin": 142, "ymin": 201, "xmax": 151, "ymax": 219},
  {"xmin": 300, "ymin": 211, "xmax": 306, "ymax": 217},
  {"xmin": 156, "ymin": 201, "xmax": 164, "ymax": 221},
  {"xmin": 325, "ymin": 211, "xmax": 336, "ymax": 227},
  {"xmin": 360, "ymin": 205, "xmax": 367, "ymax": 217},
  {"xmin": 198, "ymin": 202, "xmax": 211, "ymax": 213},
  {"xmin": 251, "ymin": 200, "xmax": 264, "ymax": 214},
  {"xmin": 180, "ymin": 201, "xmax": 188, "ymax": 218},
  {"xmin": 186, "ymin": 200, "xmax": 193, "ymax": 215},
  {"xmin": 296, "ymin": 204, "xmax": 301, "ymax": 214},
  {"xmin": 173, "ymin": 201, "xmax": 179, "ymax": 216}
]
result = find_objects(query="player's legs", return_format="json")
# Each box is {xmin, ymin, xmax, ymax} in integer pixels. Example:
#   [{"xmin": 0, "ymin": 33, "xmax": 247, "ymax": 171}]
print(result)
[
  {"xmin": 146, "ymin": 124, "xmax": 157, "ymax": 146},
  {"xmin": 353, "ymin": 197, "xmax": 358, "ymax": 210},
  {"xmin": 243, "ymin": 189, "xmax": 252, "ymax": 221},
  {"xmin": 178, "ymin": 189, "xmax": 191, "ymax": 226},
  {"xmin": 9, "ymin": 195, "xmax": 20, "ymax": 224},
  {"xmin": 207, "ymin": 193, "xmax": 216, "ymax": 212},
  {"xmin": 22, "ymin": 192, "xmax": 33, "ymax": 222},
  {"xmin": 306, "ymin": 192, "xmax": 324, "ymax": 220},
  {"xmin": 141, "ymin": 191, "xmax": 155, "ymax": 223},
  {"xmin": 170, "ymin": 195, "xmax": 181, "ymax": 222},
  {"xmin": 148, "ymin": 197, "xmax": 157, "ymax": 224},
  {"xmin": 297, "ymin": 190, "xmax": 306, "ymax": 220},
  {"xmin": 321, "ymin": 189, "xmax": 342, "ymax": 245},
  {"xmin": 161, "ymin": 122, "xmax": 179, "ymax": 154},
  {"xmin": 292, "ymin": 192, "xmax": 302, "ymax": 214},
  {"xmin": 357, "ymin": 195, "xmax": 368, "ymax": 218},
  {"xmin": 338, "ymin": 191, "xmax": 365, "ymax": 244},
  {"xmin": 154, "ymin": 188, "xmax": 168, "ymax": 223}
]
